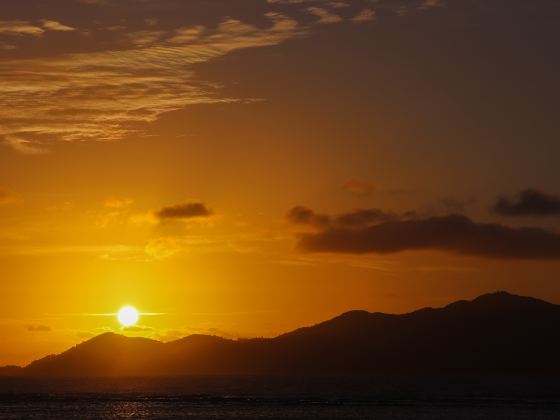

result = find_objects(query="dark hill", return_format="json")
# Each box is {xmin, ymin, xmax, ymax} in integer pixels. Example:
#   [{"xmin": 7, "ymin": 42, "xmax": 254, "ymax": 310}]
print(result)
[
  {"xmin": 25, "ymin": 333, "xmax": 165, "ymax": 377},
  {"xmin": 4, "ymin": 292, "xmax": 560, "ymax": 377}
]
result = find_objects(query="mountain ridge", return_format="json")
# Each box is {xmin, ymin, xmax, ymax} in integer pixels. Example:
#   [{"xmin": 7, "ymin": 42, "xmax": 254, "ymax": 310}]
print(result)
[{"xmin": 3, "ymin": 291, "xmax": 560, "ymax": 377}]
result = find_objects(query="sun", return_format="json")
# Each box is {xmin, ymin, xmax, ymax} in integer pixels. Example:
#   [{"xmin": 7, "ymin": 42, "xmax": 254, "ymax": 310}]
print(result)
[{"xmin": 117, "ymin": 306, "xmax": 139, "ymax": 327}]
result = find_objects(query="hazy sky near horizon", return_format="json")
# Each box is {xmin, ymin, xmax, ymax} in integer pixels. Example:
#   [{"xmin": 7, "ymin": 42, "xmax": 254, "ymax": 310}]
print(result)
[{"xmin": 1, "ymin": 0, "xmax": 560, "ymax": 365}]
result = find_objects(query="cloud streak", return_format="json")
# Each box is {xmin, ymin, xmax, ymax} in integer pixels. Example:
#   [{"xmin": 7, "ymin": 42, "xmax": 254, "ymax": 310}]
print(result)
[
  {"xmin": 307, "ymin": 7, "xmax": 342, "ymax": 24},
  {"xmin": 0, "ymin": 21, "xmax": 45, "ymax": 36},
  {"xmin": 0, "ymin": 12, "xmax": 303, "ymax": 151},
  {"xmin": 0, "ymin": 20, "xmax": 75, "ymax": 36},
  {"xmin": 0, "ymin": 0, "xmax": 435, "ymax": 153},
  {"xmin": 41, "ymin": 20, "xmax": 76, "ymax": 32},
  {"xmin": 4, "ymin": 136, "xmax": 49, "ymax": 155}
]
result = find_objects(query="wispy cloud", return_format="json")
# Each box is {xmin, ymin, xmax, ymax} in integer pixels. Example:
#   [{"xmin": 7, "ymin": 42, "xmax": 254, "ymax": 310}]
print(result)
[
  {"xmin": 419, "ymin": 0, "xmax": 445, "ymax": 10},
  {"xmin": 0, "ymin": 13, "xmax": 303, "ymax": 152},
  {"xmin": 104, "ymin": 196, "xmax": 133, "ymax": 210},
  {"xmin": 41, "ymin": 20, "xmax": 76, "ymax": 32},
  {"xmin": 4, "ymin": 136, "xmax": 49, "ymax": 155},
  {"xmin": 351, "ymin": 8, "xmax": 376, "ymax": 23},
  {"xmin": 0, "ymin": 20, "xmax": 75, "ymax": 36},
  {"xmin": 0, "ymin": 21, "xmax": 44, "ymax": 36},
  {"xmin": 0, "ymin": 1, "xmax": 438, "ymax": 154},
  {"xmin": 307, "ymin": 7, "xmax": 342, "ymax": 24}
]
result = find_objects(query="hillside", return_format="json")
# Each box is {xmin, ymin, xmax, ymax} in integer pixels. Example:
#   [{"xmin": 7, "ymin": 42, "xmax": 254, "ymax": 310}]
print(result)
[{"xmin": 3, "ymin": 292, "xmax": 560, "ymax": 377}]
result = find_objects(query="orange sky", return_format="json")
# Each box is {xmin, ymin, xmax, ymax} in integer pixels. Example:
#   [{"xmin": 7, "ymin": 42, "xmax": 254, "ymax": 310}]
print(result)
[{"xmin": 1, "ymin": 0, "xmax": 560, "ymax": 366}]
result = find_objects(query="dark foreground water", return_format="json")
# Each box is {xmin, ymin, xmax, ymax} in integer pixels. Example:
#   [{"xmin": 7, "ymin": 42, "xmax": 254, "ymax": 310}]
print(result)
[{"xmin": 1, "ymin": 376, "xmax": 560, "ymax": 419}]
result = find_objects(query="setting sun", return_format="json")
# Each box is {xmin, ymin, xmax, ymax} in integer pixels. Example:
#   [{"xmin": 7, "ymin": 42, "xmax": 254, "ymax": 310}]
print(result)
[{"xmin": 117, "ymin": 306, "xmax": 139, "ymax": 327}]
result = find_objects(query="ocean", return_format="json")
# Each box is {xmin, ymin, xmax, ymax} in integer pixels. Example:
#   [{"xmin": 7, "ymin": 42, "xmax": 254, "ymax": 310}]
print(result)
[{"xmin": 1, "ymin": 376, "xmax": 560, "ymax": 419}]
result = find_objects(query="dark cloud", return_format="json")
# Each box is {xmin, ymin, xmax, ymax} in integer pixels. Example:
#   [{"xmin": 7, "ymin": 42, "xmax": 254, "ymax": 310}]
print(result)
[
  {"xmin": 494, "ymin": 189, "xmax": 560, "ymax": 217},
  {"xmin": 286, "ymin": 206, "xmax": 330, "ymax": 227},
  {"xmin": 287, "ymin": 206, "xmax": 401, "ymax": 229},
  {"xmin": 27, "ymin": 325, "xmax": 51, "ymax": 332},
  {"xmin": 297, "ymin": 214, "xmax": 560, "ymax": 260},
  {"xmin": 334, "ymin": 209, "xmax": 400, "ymax": 227},
  {"xmin": 155, "ymin": 202, "xmax": 213, "ymax": 221}
]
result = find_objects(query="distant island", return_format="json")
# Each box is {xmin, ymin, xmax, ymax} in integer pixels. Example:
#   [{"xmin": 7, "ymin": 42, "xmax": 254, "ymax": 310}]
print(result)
[{"xmin": 2, "ymin": 292, "xmax": 560, "ymax": 377}]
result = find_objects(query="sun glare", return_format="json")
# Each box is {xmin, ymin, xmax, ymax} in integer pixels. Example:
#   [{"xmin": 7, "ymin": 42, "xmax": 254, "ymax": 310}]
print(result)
[{"xmin": 117, "ymin": 306, "xmax": 139, "ymax": 327}]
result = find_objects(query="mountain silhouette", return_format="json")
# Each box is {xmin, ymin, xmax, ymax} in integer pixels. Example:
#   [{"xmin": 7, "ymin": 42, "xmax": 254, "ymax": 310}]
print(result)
[{"xmin": 4, "ymin": 292, "xmax": 560, "ymax": 377}]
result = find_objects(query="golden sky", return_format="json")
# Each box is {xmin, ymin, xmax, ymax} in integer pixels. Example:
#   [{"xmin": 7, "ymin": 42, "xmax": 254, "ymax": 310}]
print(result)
[{"xmin": 1, "ymin": 0, "xmax": 560, "ymax": 366}]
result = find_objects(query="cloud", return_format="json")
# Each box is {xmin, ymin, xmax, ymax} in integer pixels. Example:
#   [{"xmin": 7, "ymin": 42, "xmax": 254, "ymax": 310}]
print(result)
[
  {"xmin": 125, "ymin": 30, "xmax": 166, "ymax": 47},
  {"xmin": 351, "ymin": 8, "xmax": 376, "ymax": 23},
  {"xmin": 296, "ymin": 214, "xmax": 560, "ymax": 260},
  {"xmin": 41, "ymin": 20, "xmax": 76, "ymax": 32},
  {"xmin": 494, "ymin": 189, "xmax": 560, "ymax": 217},
  {"xmin": 3, "ymin": 136, "xmax": 49, "ymax": 155},
  {"xmin": 104, "ymin": 196, "xmax": 133, "ymax": 209},
  {"xmin": 268, "ymin": 0, "xmax": 346, "ymax": 5},
  {"xmin": 306, "ymin": 7, "xmax": 342, "ymax": 24},
  {"xmin": 0, "ymin": 21, "xmax": 44, "ymax": 36},
  {"xmin": 287, "ymin": 206, "xmax": 330, "ymax": 227},
  {"xmin": 95, "ymin": 196, "xmax": 134, "ymax": 227},
  {"xmin": 145, "ymin": 237, "xmax": 180, "ymax": 260},
  {"xmin": 334, "ymin": 209, "xmax": 400, "ymax": 227},
  {"xmin": 287, "ymin": 206, "xmax": 399, "ymax": 228},
  {"xmin": 168, "ymin": 25, "xmax": 206, "ymax": 44},
  {"xmin": 155, "ymin": 202, "xmax": 213, "ymax": 222},
  {"xmin": 419, "ymin": 0, "xmax": 445, "ymax": 10},
  {"xmin": 0, "ymin": 20, "xmax": 75, "ymax": 36},
  {"xmin": 0, "ymin": 12, "xmax": 303, "ymax": 147},
  {"xmin": 0, "ymin": 1, "xmax": 440, "ymax": 150},
  {"xmin": 129, "ymin": 211, "xmax": 158, "ymax": 225},
  {"xmin": 27, "ymin": 325, "xmax": 51, "ymax": 332}
]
